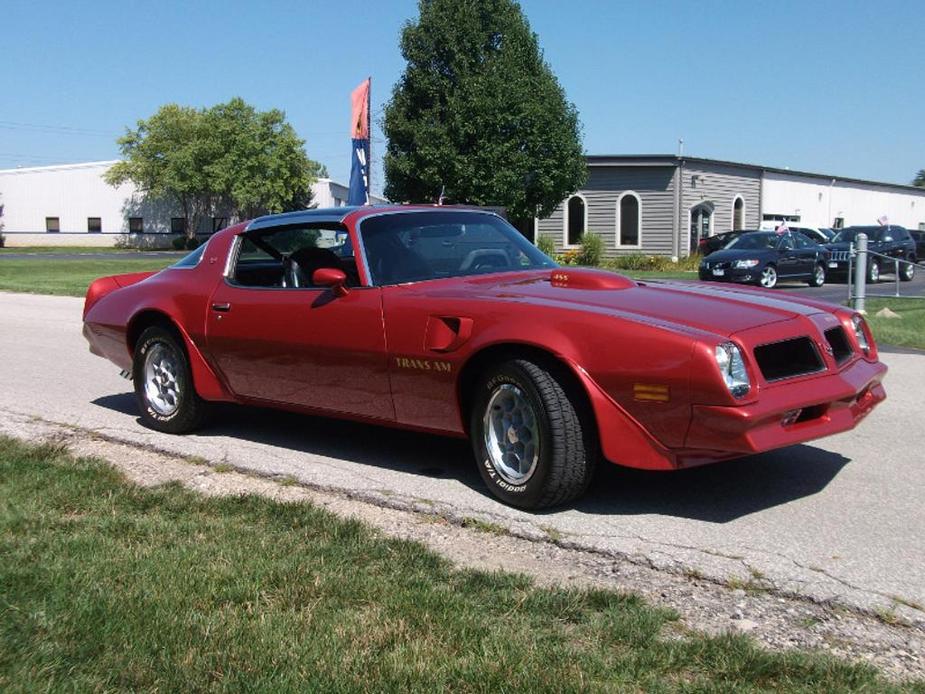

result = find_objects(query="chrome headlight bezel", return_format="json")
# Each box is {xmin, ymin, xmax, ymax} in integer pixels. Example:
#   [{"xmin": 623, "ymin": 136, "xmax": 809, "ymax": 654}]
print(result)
[
  {"xmin": 715, "ymin": 342, "xmax": 751, "ymax": 399},
  {"xmin": 852, "ymin": 315, "xmax": 870, "ymax": 354}
]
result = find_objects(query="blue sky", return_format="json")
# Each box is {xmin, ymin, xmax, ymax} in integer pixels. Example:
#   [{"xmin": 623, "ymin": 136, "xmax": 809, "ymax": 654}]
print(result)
[{"xmin": 2, "ymin": 0, "xmax": 921, "ymax": 194}]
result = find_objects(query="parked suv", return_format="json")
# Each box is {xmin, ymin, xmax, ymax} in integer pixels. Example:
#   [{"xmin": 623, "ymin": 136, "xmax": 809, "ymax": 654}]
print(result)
[{"xmin": 824, "ymin": 225, "xmax": 916, "ymax": 282}]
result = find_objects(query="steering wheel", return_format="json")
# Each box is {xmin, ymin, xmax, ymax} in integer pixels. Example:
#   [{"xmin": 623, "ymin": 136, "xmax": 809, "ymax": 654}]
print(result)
[
  {"xmin": 281, "ymin": 255, "xmax": 303, "ymax": 288},
  {"xmin": 460, "ymin": 249, "xmax": 511, "ymax": 273}
]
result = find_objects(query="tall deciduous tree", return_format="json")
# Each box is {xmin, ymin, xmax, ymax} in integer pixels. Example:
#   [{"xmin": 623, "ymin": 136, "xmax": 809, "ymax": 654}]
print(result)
[
  {"xmin": 913, "ymin": 170, "xmax": 925, "ymax": 187},
  {"xmin": 106, "ymin": 99, "xmax": 321, "ymax": 239},
  {"xmin": 383, "ymin": 0, "xmax": 586, "ymax": 222}
]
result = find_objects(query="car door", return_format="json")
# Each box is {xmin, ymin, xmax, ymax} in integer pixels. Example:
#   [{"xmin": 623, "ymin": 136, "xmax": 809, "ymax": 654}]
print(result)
[
  {"xmin": 205, "ymin": 231, "xmax": 394, "ymax": 422},
  {"xmin": 775, "ymin": 234, "xmax": 803, "ymax": 277},
  {"xmin": 791, "ymin": 233, "xmax": 819, "ymax": 277}
]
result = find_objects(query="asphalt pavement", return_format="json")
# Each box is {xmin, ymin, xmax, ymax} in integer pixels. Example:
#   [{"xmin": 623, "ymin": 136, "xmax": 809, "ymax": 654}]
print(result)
[
  {"xmin": 778, "ymin": 270, "xmax": 925, "ymax": 305},
  {"xmin": 0, "ymin": 291, "xmax": 922, "ymax": 618}
]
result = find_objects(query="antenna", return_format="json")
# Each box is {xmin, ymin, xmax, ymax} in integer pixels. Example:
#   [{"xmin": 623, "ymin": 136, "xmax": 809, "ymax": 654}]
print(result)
[{"xmin": 678, "ymin": 138, "xmax": 684, "ymax": 158}]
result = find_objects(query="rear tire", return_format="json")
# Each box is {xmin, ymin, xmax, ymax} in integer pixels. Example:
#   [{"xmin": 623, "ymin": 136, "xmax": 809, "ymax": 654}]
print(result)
[
  {"xmin": 808, "ymin": 263, "xmax": 826, "ymax": 287},
  {"xmin": 470, "ymin": 359, "xmax": 596, "ymax": 509},
  {"xmin": 133, "ymin": 325, "xmax": 207, "ymax": 434}
]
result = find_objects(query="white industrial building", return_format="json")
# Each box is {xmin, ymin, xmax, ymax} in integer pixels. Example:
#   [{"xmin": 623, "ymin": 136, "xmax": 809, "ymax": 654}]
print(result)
[{"xmin": 0, "ymin": 160, "xmax": 385, "ymax": 247}]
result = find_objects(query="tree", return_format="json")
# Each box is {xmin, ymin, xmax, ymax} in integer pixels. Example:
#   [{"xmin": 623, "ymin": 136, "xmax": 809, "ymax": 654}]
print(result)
[
  {"xmin": 913, "ymin": 170, "xmax": 925, "ymax": 188},
  {"xmin": 204, "ymin": 98, "xmax": 322, "ymax": 220},
  {"xmin": 106, "ymin": 99, "xmax": 321, "ymax": 239},
  {"xmin": 383, "ymin": 0, "xmax": 586, "ymax": 222}
]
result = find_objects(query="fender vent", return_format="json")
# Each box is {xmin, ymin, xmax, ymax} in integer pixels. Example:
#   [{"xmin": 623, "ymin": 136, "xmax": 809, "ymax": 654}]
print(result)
[{"xmin": 753, "ymin": 337, "xmax": 825, "ymax": 382}]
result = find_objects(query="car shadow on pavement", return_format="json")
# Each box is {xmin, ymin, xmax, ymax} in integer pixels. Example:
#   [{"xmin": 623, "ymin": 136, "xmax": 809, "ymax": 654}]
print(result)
[
  {"xmin": 91, "ymin": 393, "xmax": 482, "ymax": 487},
  {"xmin": 573, "ymin": 446, "xmax": 851, "ymax": 523},
  {"xmin": 91, "ymin": 393, "xmax": 850, "ymax": 523}
]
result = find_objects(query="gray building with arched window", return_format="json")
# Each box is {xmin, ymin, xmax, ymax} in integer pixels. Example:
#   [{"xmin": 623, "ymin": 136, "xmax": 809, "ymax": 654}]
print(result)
[{"xmin": 535, "ymin": 155, "xmax": 925, "ymax": 259}]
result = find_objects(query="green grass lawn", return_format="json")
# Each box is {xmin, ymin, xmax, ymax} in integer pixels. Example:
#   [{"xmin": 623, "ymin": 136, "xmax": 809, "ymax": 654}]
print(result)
[
  {"xmin": 0, "ymin": 436, "xmax": 919, "ymax": 692},
  {"xmin": 0, "ymin": 257, "xmax": 174, "ymax": 297},
  {"xmin": 862, "ymin": 298, "xmax": 925, "ymax": 351}
]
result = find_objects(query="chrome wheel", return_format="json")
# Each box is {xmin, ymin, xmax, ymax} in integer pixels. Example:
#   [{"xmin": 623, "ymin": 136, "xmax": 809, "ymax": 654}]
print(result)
[
  {"xmin": 869, "ymin": 261, "xmax": 880, "ymax": 283},
  {"xmin": 143, "ymin": 342, "xmax": 181, "ymax": 416},
  {"xmin": 812, "ymin": 264, "xmax": 825, "ymax": 286},
  {"xmin": 483, "ymin": 384, "xmax": 540, "ymax": 485},
  {"xmin": 759, "ymin": 265, "xmax": 777, "ymax": 288}
]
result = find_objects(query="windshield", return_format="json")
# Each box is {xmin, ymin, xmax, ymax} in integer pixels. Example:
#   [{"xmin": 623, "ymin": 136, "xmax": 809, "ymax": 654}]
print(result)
[
  {"xmin": 725, "ymin": 232, "xmax": 778, "ymax": 250},
  {"xmin": 359, "ymin": 211, "xmax": 556, "ymax": 285},
  {"xmin": 832, "ymin": 227, "xmax": 883, "ymax": 243}
]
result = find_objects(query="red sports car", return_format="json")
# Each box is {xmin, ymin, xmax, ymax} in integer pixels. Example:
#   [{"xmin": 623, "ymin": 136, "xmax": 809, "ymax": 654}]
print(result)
[{"xmin": 83, "ymin": 206, "xmax": 887, "ymax": 509}]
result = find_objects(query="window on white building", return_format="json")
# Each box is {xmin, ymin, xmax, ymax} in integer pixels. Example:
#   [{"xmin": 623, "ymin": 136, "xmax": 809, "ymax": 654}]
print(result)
[
  {"xmin": 45, "ymin": 217, "xmax": 60, "ymax": 233},
  {"xmin": 87, "ymin": 217, "xmax": 102, "ymax": 233},
  {"xmin": 170, "ymin": 218, "xmax": 185, "ymax": 234},
  {"xmin": 129, "ymin": 217, "xmax": 143, "ymax": 233}
]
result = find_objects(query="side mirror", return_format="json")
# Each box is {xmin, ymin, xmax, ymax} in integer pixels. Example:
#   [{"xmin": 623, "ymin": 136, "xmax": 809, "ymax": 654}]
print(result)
[{"xmin": 312, "ymin": 268, "xmax": 349, "ymax": 297}]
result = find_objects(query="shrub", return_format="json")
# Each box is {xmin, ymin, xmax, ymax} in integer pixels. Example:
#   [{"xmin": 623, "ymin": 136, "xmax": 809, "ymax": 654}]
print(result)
[
  {"xmin": 576, "ymin": 232, "xmax": 603, "ymax": 267},
  {"xmin": 536, "ymin": 235, "xmax": 556, "ymax": 257}
]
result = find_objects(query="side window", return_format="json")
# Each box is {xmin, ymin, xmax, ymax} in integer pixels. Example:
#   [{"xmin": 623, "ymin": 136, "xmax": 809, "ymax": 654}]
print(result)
[
  {"xmin": 794, "ymin": 233, "xmax": 812, "ymax": 249},
  {"xmin": 232, "ymin": 226, "xmax": 357, "ymax": 288}
]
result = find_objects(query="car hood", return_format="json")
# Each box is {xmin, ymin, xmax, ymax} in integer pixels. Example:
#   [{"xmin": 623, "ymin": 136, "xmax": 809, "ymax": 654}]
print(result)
[{"xmin": 406, "ymin": 268, "xmax": 827, "ymax": 338}]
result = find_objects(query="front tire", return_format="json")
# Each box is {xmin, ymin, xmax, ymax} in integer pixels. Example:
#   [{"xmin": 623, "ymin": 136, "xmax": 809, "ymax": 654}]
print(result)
[
  {"xmin": 808, "ymin": 263, "xmax": 826, "ymax": 287},
  {"xmin": 868, "ymin": 259, "xmax": 880, "ymax": 283},
  {"xmin": 758, "ymin": 264, "xmax": 778, "ymax": 289},
  {"xmin": 470, "ymin": 359, "xmax": 596, "ymax": 509},
  {"xmin": 133, "ymin": 325, "xmax": 206, "ymax": 434},
  {"xmin": 900, "ymin": 258, "xmax": 915, "ymax": 282}
]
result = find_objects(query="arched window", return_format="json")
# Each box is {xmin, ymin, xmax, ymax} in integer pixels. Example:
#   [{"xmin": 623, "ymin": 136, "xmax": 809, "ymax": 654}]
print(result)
[
  {"xmin": 616, "ymin": 192, "xmax": 641, "ymax": 247},
  {"xmin": 565, "ymin": 195, "xmax": 586, "ymax": 246},
  {"xmin": 732, "ymin": 196, "xmax": 745, "ymax": 230}
]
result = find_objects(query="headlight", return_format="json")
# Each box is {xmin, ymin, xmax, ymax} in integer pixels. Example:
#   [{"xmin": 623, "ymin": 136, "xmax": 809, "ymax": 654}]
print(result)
[
  {"xmin": 852, "ymin": 315, "xmax": 870, "ymax": 354},
  {"xmin": 715, "ymin": 342, "xmax": 751, "ymax": 398},
  {"xmin": 732, "ymin": 259, "xmax": 760, "ymax": 269}
]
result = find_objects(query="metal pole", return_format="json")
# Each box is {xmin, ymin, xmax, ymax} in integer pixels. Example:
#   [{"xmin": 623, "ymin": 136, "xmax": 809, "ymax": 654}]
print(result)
[
  {"xmin": 853, "ymin": 233, "xmax": 868, "ymax": 313},
  {"xmin": 895, "ymin": 259, "xmax": 900, "ymax": 297},
  {"xmin": 847, "ymin": 245, "xmax": 853, "ymax": 304},
  {"xmin": 366, "ymin": 76, "xmax": 371, "ymax": 204}
]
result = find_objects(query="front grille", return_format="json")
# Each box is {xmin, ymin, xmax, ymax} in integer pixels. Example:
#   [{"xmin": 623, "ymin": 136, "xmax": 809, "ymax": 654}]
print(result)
[
  {"xmin": 824, "ymin": 326, "xmax": 853, "ymax": 364},
  {"xmin": 753, "ymin": 337, "xmax": 825, "ymax": 382},
  {"xmin": 829, "ymin": 250, "xmax": 851, "ymax": 262}
]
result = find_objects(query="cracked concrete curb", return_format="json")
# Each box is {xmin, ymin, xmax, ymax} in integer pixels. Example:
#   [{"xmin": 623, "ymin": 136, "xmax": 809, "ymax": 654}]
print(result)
[{"xmin": 1, "ymin": 412, "xmax": 922, "ymax": 682}]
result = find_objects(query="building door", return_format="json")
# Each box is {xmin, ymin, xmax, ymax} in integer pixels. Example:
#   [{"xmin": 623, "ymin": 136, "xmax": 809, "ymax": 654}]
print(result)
[{"xmin": 690, "ymin": 204, "xmax": 713, "ymax": 254}]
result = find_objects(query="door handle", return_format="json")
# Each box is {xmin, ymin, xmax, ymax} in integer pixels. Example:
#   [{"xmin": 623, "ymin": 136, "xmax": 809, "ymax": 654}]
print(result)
[{"xmin": 211, "ymin": 303, "xmax": 231, "ymax": 312}]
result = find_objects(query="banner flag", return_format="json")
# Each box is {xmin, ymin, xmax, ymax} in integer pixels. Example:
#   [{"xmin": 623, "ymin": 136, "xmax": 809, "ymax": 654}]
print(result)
[{"xmin": 348, "ymin": 78, "xmax": 371, "ymax": 205}]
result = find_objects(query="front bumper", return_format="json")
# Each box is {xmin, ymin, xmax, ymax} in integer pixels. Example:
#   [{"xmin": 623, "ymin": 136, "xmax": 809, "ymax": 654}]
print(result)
[
  {"xmin": 681, "ymin": 356, "xmax": 886, "ymax": 462},
  {"xmin": 698, "ymin": 268, "xmax": 758, "ymax": 284}
]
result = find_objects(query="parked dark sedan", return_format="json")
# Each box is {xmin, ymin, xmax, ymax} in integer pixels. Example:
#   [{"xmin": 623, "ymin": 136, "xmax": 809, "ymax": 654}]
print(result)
[
  {"xmin": 699, "ymin": 230, "xmax": 828, "ymax": 289},
  {"xmin": 824, "ymin": 226, "xmax": 917, "ymax": 282}
]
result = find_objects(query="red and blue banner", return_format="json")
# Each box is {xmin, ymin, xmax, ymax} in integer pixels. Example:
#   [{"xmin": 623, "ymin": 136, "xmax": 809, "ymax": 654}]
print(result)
[{"xmin": 348, "ymin": 78, "xmax": 370, "ymax": 206}]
